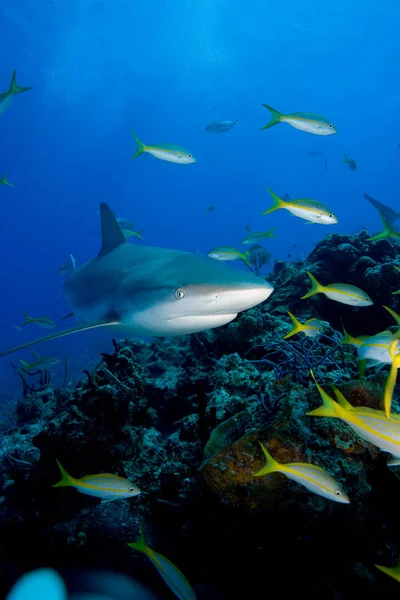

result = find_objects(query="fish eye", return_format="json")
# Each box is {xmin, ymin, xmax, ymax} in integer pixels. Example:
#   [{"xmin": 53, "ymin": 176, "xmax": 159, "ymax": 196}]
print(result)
[
  {"xmin": 188, "ymin": 154, "xmax": 192, "ymax": 158},
  {"xmin": 328, "ymin": 124, "xmax": 333, "ymax": 128},
  {"xmin": 175, "ymin": 288, "xmax": 186, "ymax": 299},
  {"xmin": 328, "ymin": 214, "xmax": 333, "ymax": 218},
  {"xmin": 335, "ymin": 490, "xmax": 342, "ymax": 496},
  {"xmin": 129, "ymin": 487, "xmax": 135, "ymax": 492}
]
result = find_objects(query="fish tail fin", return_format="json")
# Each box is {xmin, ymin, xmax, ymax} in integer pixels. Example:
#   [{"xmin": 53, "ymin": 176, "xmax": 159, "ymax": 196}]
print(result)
[
  {"xmin": 267, "ymin": 227, "xmax": 277, "ymax": 238},
  {"xmin": 240, "ymin": 251, "xmax": 252, "ymax": 269},
  {"xmin": 127, "ymin": 527, "xmax": 148, "ymax": 553},
  {"xmin": 136, "ymin": 229, "xmax": 145, "ymax": 240},
  {"xmin": 19, "ymin": 360, "xmax": 32, "ymax": 372},
  {"xmin": 262, "ymin": 188, "xmax": 285, "ymax": 215},
  {"xmin": 368, "ymin": 212, "xmax": 399, "ymax": 242},
  {"xmin": 9, "ymin": 70, "xmax": 32, "ymax": 95},
  {"xmin": 52, "ymin": 458, "xmax": 75, "ymax": 487},
  {"xmin": 22, "ymin": 313, "xmax": 33, "ymax": 324},
  {"xmin": 341, "ymin": 323, "xmax": 359, "ymax": 346},
  {"xmin": 306, "ymin": 370, "xmax": 342, "ymax": 418},
  {"xmin": 332, "ymin": 385, "xmax": 354, "ymax": 410},
  {"xmin": 301, "ymin": 271, "xmax": 324, "ymax": 300},
  {"xmin": 343, "ymin": 153, "xmax": 348, "ymax": 164},
  {"xmin": 260, "ymin": 104, "xmax": 283, "ymax": 130},
  {"xmin": 283, "ymin": 311, "xmax": 306, "ymax": 339},
  {"xmin": 384, "ymin": 305, "xmax": 400, "ymax": 327},
  {"xmin": 130, "ymin": 131, "xmax": 146, "ymax": 160},
  {"xmin": 0, "ymin": 172, "xmax": 14, "ymax": 187},
  {"xmin": 234, "ymin": 117, "xmax": 239, "ymax": 125},
  {"xmin": 253, "ymin": 441, "xmax": 280, "ymax": 477},
  {"xmin": 375, "ymin": 561, "xmax": 400, "ymax": 580}
]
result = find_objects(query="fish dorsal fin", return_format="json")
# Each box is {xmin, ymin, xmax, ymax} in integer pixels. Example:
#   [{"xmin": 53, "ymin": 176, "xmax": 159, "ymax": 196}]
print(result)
[{"xmin": 98, "ymin": 202, "xmax": 126, "ymax": 257}]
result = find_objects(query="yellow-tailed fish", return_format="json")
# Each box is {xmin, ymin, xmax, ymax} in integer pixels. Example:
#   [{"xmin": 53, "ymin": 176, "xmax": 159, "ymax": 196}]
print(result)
[
  {"xmin": 342, "ymin": 153, "xmax": 357, "ymax": 171},
  {"xmin": 131, "ymin": 131, "xmax": 195, "ymax": 165},
  {"xmin": 0, "ymin": 172, "xmax": 13, "ymax": 187},
  {"xmin": 52, "ymin": 458, "xmax": 141, "ymax": 502},
  {"xmin": 240, "ymin": 229, "xmax": 277, "ymax": 245},
  {"xmin": 262, "ymin": 188, "xmax": 338, "ymax": 225},
  {"xmin": 308, "ymin": 371, "xmax": 400, "ymax": 458},
  {"xmin": 375, "ymin": 554, "xmax": 400, "ymax": 582},
  {"xmin": 283, "ymin": 311, "xmax": 324, "ymax": 340},
  {"xmin": 16, "ymin": 313, "xmax": 56, "ymax": 330},
  {"xmin": 128, "ymin": 529, "xmax": 196, "ymax": 600},
  {"xmin": 367, "ymin": 212, "xmax": 400, "ymax": 243},
  {"xmin": 301, "ymin": 271, "xmax": 373, "ymax": 306},
  {"xmin": 20, "ymin": 356, "xmax": 60, "ymax": 374},
  {"xmin": 0, "ymin": 70, "xmax": 31, "ymax": 117},
  {"xmin": 260, "ymin": 104, "xmax": 337, "ymax": 136},
  {"xmin": 253, "ymin": 441, "xmax": 349, "ymax": 504},
  {"xmin": 207, "ymin": 246, "xmax": 251, "ymax": 268},
  {"xmin": 357, "ymin": 332, "xmax": 400, "ymax": 365}
]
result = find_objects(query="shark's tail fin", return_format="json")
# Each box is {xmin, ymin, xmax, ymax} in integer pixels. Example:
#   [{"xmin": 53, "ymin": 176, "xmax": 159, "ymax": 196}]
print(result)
[{"xmin": 8, "ymin": 70, "xmax": 32, "ymax": 95}]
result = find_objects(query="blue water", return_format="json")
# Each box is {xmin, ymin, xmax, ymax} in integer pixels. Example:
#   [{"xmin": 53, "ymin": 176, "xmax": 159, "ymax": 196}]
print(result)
[{"xmin": 1, "ymin": 0, "xmax": 399, "ymax": 392}]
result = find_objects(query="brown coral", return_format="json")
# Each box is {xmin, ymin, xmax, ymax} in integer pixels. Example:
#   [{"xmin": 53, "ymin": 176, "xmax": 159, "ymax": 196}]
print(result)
[
  {"xmin": 339, "ymin": 379, "xmax": 383, "ymax": 410},
  {"xmin": 202, "ymin": 429, "xmax": 304, "ymax": 510}
]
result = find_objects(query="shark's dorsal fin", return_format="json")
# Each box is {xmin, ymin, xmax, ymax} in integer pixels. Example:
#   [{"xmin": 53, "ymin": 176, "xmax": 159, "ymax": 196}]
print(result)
[{"xmin": 98, "ymin": 202, "xmax": 126, "ymax": 257}]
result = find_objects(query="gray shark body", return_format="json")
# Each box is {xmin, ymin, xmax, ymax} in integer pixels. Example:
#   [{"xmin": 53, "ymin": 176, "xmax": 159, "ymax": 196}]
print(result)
[{"xmin": 0, "ymin": 203, "xmax": 273, "ymax": 357}]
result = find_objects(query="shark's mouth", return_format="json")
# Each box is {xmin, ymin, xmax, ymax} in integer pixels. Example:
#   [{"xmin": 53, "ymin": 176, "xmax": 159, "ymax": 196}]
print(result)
[{"xmin": 126, "ymin": 312, "xmax": 238, "ymax": 337}]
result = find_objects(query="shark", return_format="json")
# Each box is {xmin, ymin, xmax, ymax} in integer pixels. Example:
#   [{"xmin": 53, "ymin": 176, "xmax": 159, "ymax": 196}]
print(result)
[{"xmin": 0, "ymin": 203, "xmax": 274, "ymax": 358}]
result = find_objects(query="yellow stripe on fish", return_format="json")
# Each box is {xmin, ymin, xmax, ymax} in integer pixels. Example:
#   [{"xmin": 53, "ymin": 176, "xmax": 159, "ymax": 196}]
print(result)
[
  {"xmin": 301, "ymin": 271, "xmax": 373, "ymax": 306},
  {"xmin": 128, "ymin": 529, "xmax": 196, "ymax": 600},
  {"xmin": 52, "ymin": 458, "xmax": 141, "ymax": 502},
  {"xmin": 253, "ymin": 441, "xmax": 349, "ymax": 503},
  {"xmin": 307, "ymin": 371, "xmax": 400, "ymax": 458}
]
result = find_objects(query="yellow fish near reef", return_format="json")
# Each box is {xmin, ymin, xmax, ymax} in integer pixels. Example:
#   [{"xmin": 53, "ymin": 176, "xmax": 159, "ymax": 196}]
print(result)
[
  {"xmin": 283, "ymin": 311, "xmax": 324, "ymax": 340},
  {"xmin": 128, "ymin": 529, "xmax": 196, "ymax": 600},
  {"xmin": 307, "ymin": 371, "xmax": 400, "ymax": 458},
  {"xmin": 130, "ymin": 131, "xmax": 196, "ymax": 164},
  {"xmin": 375, "ymin": 554, "xmax": 400, "ymax": 582},
  {"xmin": 253, "ymin": 442, "xmax": 350, "ymax": 503},
  {"xmin": 301, "ymin": 271, "xmax": 373, "ymax": 306},
  {"xmin": 262, "ymin": 188, "xmax": 338, "ymax": 225},
  {"xmin": 16, "ymin": 313, "xmax": 56, "ymax": 330},
  {"xmin": 260, "ymin": 104, "xmax": 337, "ymax": 135},
  {"xmin": 52, "ymin": 459, "xmax": 141, "ymax": 502}
]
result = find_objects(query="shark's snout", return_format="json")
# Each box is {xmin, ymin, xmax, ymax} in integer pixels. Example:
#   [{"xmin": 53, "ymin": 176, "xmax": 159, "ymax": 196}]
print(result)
[{"xmin": 216, "ymin": 280, "xmax": 274, "ymax": 313}]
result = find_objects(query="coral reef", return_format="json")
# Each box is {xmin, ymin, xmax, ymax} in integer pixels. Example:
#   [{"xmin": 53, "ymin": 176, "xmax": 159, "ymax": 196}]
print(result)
[{"xmin": 2, "ymin": 231, "xmax": 400, "ymax": 599}]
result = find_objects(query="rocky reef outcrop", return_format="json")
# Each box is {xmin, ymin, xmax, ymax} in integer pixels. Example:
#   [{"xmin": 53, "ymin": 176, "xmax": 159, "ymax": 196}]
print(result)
[{"xmin": 1, "ymin": 231, "xmax": 400, "ymax": 599}]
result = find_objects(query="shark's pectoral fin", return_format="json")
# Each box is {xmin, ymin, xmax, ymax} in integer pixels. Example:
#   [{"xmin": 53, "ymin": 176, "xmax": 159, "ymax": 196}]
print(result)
[{"xmin": 0, "ymin": 321, "xmax": 120, "ymax": 358}]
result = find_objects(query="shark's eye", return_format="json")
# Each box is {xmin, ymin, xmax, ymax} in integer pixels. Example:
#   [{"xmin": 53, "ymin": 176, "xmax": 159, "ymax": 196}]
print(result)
[{"xmin": 175, "ymin": 288, "xmax": 186, "ymax": 299}]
